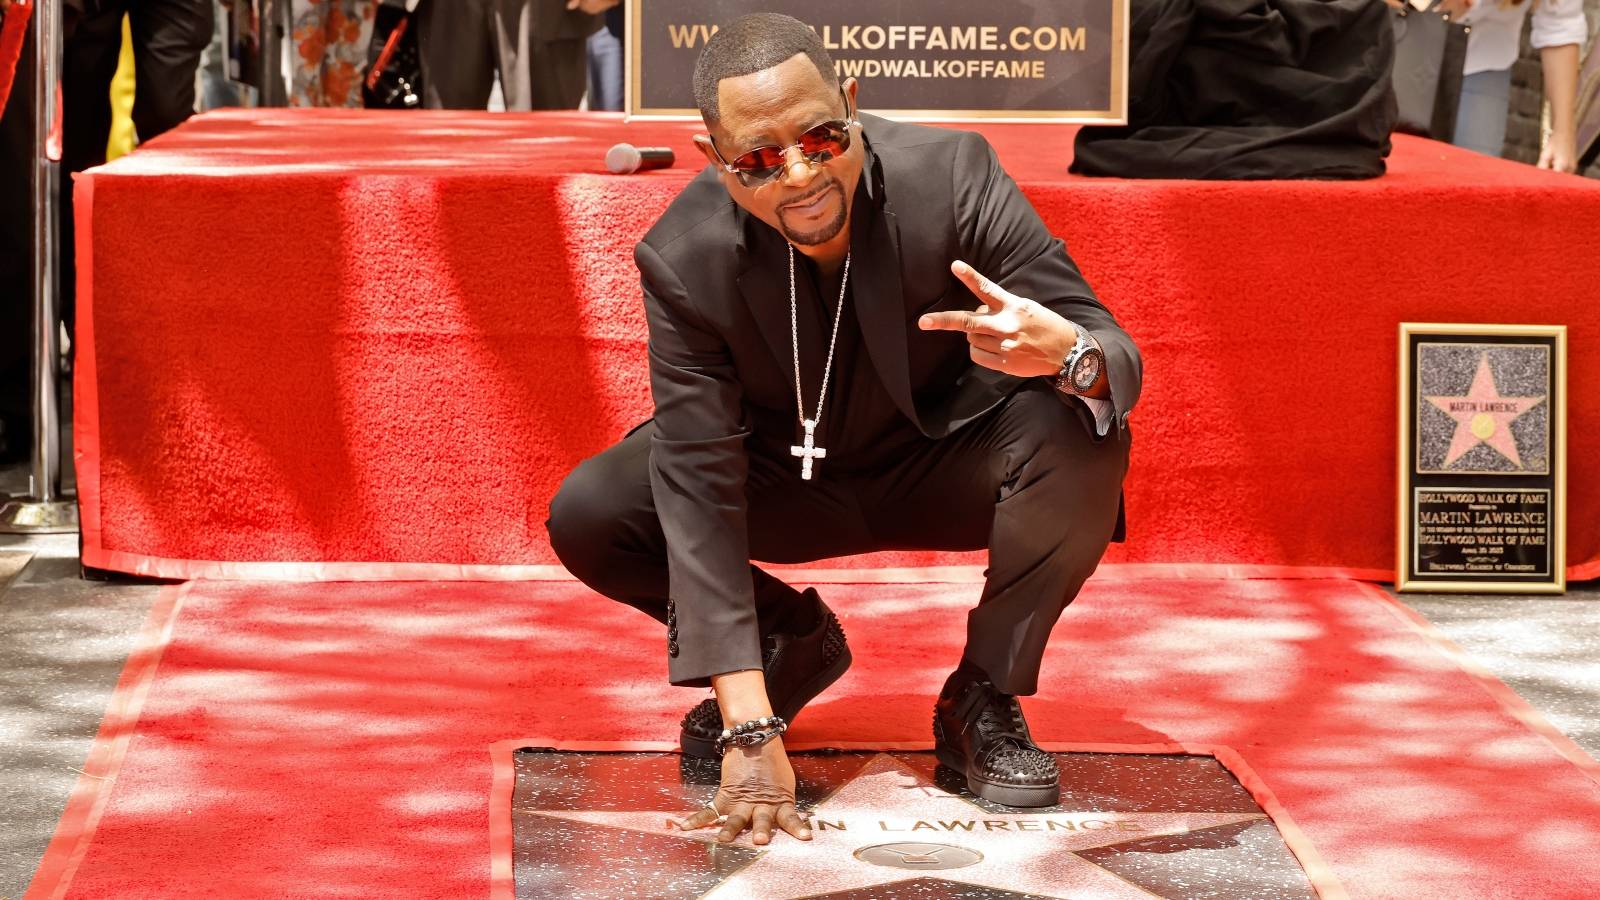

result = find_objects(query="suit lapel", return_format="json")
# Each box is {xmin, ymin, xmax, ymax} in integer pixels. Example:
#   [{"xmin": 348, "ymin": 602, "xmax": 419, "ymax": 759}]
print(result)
[
  {"xmin": 736, "ymin": 223, "xmax": 798, "ymax": 387},
  {"xmin": 849, "ymin": 194, "xmax": 921, "ymax": 429}
]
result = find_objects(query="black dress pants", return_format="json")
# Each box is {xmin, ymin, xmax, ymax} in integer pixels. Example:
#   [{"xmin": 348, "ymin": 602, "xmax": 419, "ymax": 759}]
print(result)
[
  {"xmin": 0, "ymin": 1, "xmax": 208, "ymax": 460},
  {"xmin": 0, "ymin": 24, "xmax": 37, "ymax": 456},
  {"xmin": 547, "ymin": 382, "xmax": 1130, "ymax": 696},
  {"xmin": 60, "ymin": 0, "xmax": 211, "ymax": 336},
  {"xmin": 417, "ymin": 0, "xmax": 590, "ymax": 110}
]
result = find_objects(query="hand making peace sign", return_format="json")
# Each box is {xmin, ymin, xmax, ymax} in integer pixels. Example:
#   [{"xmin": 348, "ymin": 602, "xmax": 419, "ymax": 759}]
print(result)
[{"xmin": 918, "ymin": 260, "xmax": 1080, "ymax": 379}]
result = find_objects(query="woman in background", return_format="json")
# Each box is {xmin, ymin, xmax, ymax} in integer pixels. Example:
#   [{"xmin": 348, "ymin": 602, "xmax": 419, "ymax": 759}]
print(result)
[
  {"xmin": 1438, "ymin": 0, "xmax": 1586, "ymax": 171},
  {"xmin": 289, "ymin": 0, "xmax": 378, "ymax": 107}
]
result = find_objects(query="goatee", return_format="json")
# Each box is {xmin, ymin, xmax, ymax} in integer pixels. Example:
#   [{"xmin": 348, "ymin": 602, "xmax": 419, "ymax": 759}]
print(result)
[{"xmin": 778, "ymin": 182, "xmax": 847, "ymax": 247}]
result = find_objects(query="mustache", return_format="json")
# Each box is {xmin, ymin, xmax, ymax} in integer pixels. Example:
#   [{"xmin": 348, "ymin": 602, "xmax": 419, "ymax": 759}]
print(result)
[{"xmin": 780, "ymin": 180, "xmax": 838, "ymax": 209}]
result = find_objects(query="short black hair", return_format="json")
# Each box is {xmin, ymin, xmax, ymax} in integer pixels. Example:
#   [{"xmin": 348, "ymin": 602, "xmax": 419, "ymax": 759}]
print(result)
[{"xmin": 692, "ymin": 14, "xmax": 839, "ymax": 127}]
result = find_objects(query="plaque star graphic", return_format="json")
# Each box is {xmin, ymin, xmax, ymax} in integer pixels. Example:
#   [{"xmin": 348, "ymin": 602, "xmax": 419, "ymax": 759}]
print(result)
[
  {"xmin": 1425, "ymin": 353, "xmax": 1544, "ymax": 469},
  {"xmin": 526, "ymin": 753, "xmax": 1266, "ymax": 899}
]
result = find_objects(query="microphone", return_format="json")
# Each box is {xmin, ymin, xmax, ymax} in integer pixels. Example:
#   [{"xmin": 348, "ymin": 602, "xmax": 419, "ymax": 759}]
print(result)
[{"xmin": 606, "ymin": 143, "xmax": 675, "ymax": 174}]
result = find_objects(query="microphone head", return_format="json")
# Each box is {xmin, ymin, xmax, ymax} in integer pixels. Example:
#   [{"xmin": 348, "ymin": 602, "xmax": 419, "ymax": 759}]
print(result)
[{"xmin": 605, "ymin": 143, "xmax": 641, "ymax": 174}]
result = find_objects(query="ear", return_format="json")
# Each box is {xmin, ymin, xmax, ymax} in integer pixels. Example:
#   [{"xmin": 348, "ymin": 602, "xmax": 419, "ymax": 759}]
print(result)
[
  {"xmin": 692, "ymin": 133, "xmax": 723, "ymax": 168},
  {"xmin": 842, "ymin": 77, "xmax": 859, "ymax": 119}
]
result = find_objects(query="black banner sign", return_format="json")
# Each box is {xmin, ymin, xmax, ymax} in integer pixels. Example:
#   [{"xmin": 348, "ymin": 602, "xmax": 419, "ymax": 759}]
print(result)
[
  {"xmin": 626, "ymin": 0, "xmax": 1127, "ymax": 122},
  {"xmin": 1398, "ymin": 326, "xmax": 1567, "ymax": 593}
]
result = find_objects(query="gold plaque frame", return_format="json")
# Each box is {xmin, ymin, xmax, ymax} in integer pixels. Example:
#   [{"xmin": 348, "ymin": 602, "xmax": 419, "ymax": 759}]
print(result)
[
  {"xmin": 1396, "ymin": 323, "xmax": 1567, "ymax": 594},
  {"xmin": 624, "ymin": 0, "xmax": 1129, "ymax": 124}
]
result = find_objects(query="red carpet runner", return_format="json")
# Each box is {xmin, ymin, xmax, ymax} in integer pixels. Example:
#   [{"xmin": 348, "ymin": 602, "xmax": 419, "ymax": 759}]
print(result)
[
  {"xmin": 72, "ymin": 110, "xmax": 1600, "ymax": 580},
  {"xmin": 28, "ymin": 574, "xmax": 1600, "ymax": 898}
]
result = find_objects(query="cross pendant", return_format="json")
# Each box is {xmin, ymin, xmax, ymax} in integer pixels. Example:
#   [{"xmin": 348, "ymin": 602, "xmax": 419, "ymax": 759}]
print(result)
[{"xmin": 790, "ymin": 419, "xmax": 827, "ymax": 481}]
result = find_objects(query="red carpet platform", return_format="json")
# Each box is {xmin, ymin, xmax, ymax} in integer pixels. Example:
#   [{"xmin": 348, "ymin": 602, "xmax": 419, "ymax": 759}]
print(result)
[
  {"xmin": 73, "ymin": 110, "xmax": 1600, "ymax": 580},
  {"xmin": 26, "ymin": 576, "xmax": 1600, "ymax": 898}
]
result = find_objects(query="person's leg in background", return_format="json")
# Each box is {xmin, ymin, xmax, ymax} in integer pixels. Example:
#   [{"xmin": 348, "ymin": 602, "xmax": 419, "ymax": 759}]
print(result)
[
  {"xmin": 126, "ymin": 0, "xmax": 211, "ymax": 139},
  {"xmin": 0, "ymin": 23, "xmax": 36, "ymax": 462},
  {"xmin": 491, "ymin": 0, "xmax": 595, "ymax": 110},
  {"xmin": 199, "ymin": 0, "xmax": 244, "ymax": 110},
  {"xmin": 416, "ymin": 0, "xmax": 497, "ymax": 109},
  {"xmin": 1453, "ymin": 67, "xmax": 1513, "ymax": 157},
  {"xmin": 286, "ymin": 0, "xmax": 377, "ymax": 108},
  {"xmin": 524, "ymin": 36, "xmax": 587, "ymax": 109},
  {"xmin": 58, "ymin": 1, "xmax": 128, "ymax": 348},
  {"xmin": 583, "ymin": 12, "xmax": 621, "ymax": 112},
  {"xmin": 55, "ymin": 0, "xmax": 207, "ymax": 362}
]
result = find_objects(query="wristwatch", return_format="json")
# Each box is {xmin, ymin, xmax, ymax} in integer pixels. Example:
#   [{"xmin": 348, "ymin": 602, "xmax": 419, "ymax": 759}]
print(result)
[{"xmin": 1054, "ymin": 326, "xmax": 1105, "ymax": 395}]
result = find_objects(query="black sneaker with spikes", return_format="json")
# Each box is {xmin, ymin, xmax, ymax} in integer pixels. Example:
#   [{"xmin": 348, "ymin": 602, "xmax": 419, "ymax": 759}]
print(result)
[{"xmin": 932, "ymin": 663, "xmax": 1060, "ymax": 807}]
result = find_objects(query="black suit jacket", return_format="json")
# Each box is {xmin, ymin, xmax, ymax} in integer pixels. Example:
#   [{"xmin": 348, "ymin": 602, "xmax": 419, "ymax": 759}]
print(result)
[{"xmin": 636, "ymin": 114, "xmax": 1142, "ymax": 686}]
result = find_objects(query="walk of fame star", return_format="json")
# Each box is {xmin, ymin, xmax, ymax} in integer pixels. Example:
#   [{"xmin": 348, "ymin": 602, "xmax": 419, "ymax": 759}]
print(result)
[
  {"xmin": 1424, "ymin": 353, "xmax": 1545, "ymax": 470},
  {"xmin": 526, "ymin": 753, "xmax": 1266, "ymax": 899}
]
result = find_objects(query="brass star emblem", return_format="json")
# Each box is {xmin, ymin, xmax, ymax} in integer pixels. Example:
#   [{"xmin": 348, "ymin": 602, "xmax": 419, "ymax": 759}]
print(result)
[{"xmin": 1424, "ymin": 353, "xmax": 1545, "ymax": 469}]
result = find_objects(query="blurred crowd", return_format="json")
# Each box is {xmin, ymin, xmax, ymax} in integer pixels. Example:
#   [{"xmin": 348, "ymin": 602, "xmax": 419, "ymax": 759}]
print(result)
[{"xmin": 0, "ymin": 0, "xmax": 627, "ymax": 466}]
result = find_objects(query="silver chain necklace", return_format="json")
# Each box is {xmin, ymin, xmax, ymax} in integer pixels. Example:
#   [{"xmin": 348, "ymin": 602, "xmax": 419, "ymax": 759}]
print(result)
[{"xmin": 788, "ymin": 244, "xmax": 850, "ymax": 481}]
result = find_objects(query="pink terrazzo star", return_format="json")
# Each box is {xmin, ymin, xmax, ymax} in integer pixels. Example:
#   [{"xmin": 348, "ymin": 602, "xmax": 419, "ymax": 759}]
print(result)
[
  {"xmin": 529, "ymin": 753, "xmax": 1265, "ymax": 899},
  {"xmin": 1424, "ymin": 353, "xmax": 1544, "ymax": 469}
]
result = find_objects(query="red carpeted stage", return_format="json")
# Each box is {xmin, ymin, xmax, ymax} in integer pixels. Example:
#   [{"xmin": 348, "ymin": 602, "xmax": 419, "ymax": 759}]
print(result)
[
  {"xmin": 72, "ymin": 109, "xmax": 1600, "ymax": 582},
  {"xmin": 38, "ymin": 110, "xmax": 1600, "ymax": 900}
]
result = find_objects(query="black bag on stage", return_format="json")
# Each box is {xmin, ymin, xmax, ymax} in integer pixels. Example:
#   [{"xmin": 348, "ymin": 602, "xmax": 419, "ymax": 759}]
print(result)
[
  {"xmin": 1390, "ymin": 1, "xmax": 1470, "ymax": 141},
  {"xmin": 1070, "ymin": 0, "xmax": 1398, "ymax": 180},
  {"xmin": 363, "ymin": 0, "xmax": 424, "ymax": 109}
]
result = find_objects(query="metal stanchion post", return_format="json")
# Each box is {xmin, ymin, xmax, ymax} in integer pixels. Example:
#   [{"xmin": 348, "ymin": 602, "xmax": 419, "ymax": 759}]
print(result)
[
  {"xmin": 258, "ymin": 0, "xmax": 289, "ymax": 106},
  {"xmin": 1, "ymin": 0, "xmax": 78, "ymax": 533}
]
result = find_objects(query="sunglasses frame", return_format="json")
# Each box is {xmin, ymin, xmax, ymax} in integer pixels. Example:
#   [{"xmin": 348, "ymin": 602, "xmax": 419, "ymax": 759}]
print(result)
[{"xmin": 710, "ymin": 89, "xmax": 859, "ymax": 188}]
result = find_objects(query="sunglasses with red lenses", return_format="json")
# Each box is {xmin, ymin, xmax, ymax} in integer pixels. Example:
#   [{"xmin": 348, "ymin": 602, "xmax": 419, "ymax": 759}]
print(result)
[{"xmin": 712, "ymin": 99, "xmax": 858, "ymax": 187}]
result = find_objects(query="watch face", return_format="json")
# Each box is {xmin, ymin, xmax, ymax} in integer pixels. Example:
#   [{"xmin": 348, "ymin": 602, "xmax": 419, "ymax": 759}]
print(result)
[{"xmin": 1072, "ymin": 351, "xmax": 1101, "ymax": 391}]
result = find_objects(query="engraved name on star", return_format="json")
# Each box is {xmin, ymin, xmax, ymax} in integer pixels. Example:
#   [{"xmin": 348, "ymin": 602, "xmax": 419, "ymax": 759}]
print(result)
[
  {"xmin": 527, "ymin": 753, "xmax": 1265, "ymax": 899},
  {"xmin": 1424, "ymin": 353, "xmax": 1544, "ymax": 469}
]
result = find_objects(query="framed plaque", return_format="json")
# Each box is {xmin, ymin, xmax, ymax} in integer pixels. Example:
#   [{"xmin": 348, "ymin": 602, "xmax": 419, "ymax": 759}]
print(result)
[
  {"xmin": 626, "ymin": 0, "xmax": 1128, "ymax": 123},
  {"xmin": 1397, "ymin": 324, "xmax": 1567, "ymax": 593}
]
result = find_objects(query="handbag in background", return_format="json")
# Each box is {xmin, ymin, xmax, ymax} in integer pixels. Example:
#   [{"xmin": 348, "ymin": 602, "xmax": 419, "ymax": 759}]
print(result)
[
  {"xmin": 1390, "ymin": 0, "xmax": 1470, "ymax": 141},
  {"xmin": 364, "ymin": 0, "xmax": 425, "ymax": 109}
]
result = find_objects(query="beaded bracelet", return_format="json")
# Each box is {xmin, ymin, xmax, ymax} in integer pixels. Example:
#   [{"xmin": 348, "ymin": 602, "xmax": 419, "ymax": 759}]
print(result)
[{"xmin": 714, "ymin": 715, "xmax": 788, "ymax": 755}]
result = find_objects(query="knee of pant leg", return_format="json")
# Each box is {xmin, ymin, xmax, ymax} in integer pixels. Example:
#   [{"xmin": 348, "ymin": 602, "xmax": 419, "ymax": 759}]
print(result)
[
  {"xmin": 1006, "ymin": 386, "xmax": 1094, "ymax": 461},
  {"xmin": 1003, "ymin": 387, "xmax": 1128, "ymax": 496},
  {"xmin": 545, "ymin": 463, "xmax": 617, "ymax": 583},
  {"xmin": 547, "ymin": 424, "xmax": 657, "ymax": 583}
]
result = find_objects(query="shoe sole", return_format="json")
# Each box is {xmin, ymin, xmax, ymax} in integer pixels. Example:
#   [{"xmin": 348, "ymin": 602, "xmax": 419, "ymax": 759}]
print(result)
[
  {"xmin": 678, "ymin": 642, "xmax": 854, "ymax": 759},
  {"xmin": 932, "ymin": 720, "xmax": 1061, "ymax": 808}
]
